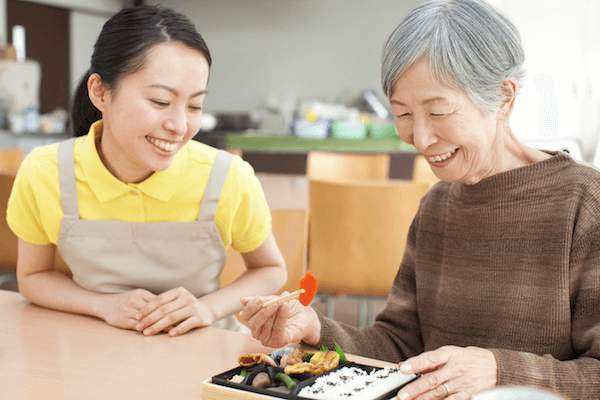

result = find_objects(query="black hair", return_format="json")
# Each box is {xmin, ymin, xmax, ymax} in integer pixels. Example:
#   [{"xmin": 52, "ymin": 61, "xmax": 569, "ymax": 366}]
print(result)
[{"xmin": 71, "ymin": 5, "xmax": 212, "ymax": 137}]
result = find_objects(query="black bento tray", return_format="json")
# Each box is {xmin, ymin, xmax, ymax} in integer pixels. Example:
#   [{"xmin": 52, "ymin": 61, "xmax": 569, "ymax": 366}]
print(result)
[{"xmin": 210, "ymin": 362, "xmax": 419, "ymax": 400}]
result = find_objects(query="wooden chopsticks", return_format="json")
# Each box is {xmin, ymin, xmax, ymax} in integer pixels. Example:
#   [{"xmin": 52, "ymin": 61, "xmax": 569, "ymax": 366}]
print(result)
[{"xmin": 262, "ymin": 289, "xmax": 305, "ymax": 308}]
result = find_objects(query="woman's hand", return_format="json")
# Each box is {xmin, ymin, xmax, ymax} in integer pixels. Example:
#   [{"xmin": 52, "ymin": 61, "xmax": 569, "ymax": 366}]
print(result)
[
  {"xmin": 240, "ymin": 294, "xmax": 321, "ymax": 348},
  {"xmin": 97, "ymin": 288, "xmax": 156, "ymax": 330},
  {"xmin": 134, "ymin": 287, "xmax": 214, "ymax": 337},
  {"xmin": 396, "ymin": 346, "xmax": 497, "ymax": 400}
]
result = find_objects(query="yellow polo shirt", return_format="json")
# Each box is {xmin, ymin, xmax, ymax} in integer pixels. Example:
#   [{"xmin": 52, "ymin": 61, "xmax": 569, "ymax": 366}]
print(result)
[{"xmin": 7, "ymin": 121, "xmax": 271, "ymax": 253}]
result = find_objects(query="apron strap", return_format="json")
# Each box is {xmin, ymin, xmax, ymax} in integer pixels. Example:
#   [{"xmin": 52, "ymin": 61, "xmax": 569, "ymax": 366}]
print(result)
[
  {"xmin": 57, "ymin": 138, "xmax": 79, "ymax": 218},
  {"xmin": 58, "ymin": 138, "xmax": 232, "ymax": 221},
  {"xmin": 198, "ymin": 150, "xmax": 233, "ymax": 222}
]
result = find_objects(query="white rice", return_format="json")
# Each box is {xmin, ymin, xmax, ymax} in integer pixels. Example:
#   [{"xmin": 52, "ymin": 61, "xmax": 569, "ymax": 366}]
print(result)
[{"xmin": 297, "ymin": 366, "xmax": 415, "ymax": 399}]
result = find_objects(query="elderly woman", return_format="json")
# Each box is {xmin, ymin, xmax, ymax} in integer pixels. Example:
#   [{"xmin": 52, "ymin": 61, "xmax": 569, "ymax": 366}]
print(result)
[{"xmin": 240, "ymin": 0, "xmax": 600, "ymax": 399}]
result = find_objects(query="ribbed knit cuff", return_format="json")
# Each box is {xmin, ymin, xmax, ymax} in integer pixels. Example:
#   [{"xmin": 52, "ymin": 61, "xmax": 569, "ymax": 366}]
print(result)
[{"xmin": 490, "ymin": 348, "xmax": 550, "ymax": 387}]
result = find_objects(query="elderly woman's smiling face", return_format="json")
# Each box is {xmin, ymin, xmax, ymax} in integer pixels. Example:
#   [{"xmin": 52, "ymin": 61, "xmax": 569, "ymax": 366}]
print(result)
[{"xmin": 390, "ymin": 59, "xmax": 505, "ymax": 185}]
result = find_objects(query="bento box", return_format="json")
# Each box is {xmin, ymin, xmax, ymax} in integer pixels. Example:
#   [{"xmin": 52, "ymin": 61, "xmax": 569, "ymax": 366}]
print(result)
[{"xmin": 202, "ymin": 357, "xmax": 418, "ymax": 400}]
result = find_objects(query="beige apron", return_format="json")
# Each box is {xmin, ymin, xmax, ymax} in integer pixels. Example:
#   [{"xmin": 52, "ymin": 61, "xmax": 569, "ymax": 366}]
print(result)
[{"xmin": 56, "ymin": 138, "xmax": 246, "ymax": 332}]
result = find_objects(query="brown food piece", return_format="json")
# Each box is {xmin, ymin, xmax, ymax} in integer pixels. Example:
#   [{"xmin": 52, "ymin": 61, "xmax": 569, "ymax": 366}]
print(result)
[
  {"xmin": 280, "ymin": 348, "xmax": 308, "ymax": 367},
  {"xmin": 239, "ymin": 353, "xmax": 277, "ymax": 367},
  {"xmin": 251, "ymin": 372, "xmax": 271, "ymax": 388}
]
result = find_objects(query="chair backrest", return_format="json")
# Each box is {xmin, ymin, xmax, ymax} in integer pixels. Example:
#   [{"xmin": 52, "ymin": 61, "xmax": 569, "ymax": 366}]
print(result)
[
  {"xmin": 0, "ymin": 172, "xmax": 18, "ymax": 270},
  {"xmin": 224, "ymin": 148, "xmax": 243, "ymax": 158},
  {"xmin": 306, "ymin": 151, "xmax": 390, "ymax": 182},
  {"xmin": 0, "ymin": 172, "xmax": 71, "ymax": 276},
  {"xmin": 412, "ymin": 155, "xmax": 439, "ymax": 188},
  {"xmin": 220, "ymin": 208, "xmax": 309, "ymax": 295},
  {"xmin": 308, "ymin": 179, "xmax": 428, "ymax": 296},
  {"xmin": 0, "ymin": 148, "xmax": 23, "ymax": 174}
]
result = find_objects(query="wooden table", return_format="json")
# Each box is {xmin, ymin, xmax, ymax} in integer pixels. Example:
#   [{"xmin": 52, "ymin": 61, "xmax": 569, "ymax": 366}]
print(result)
[{"xmin": 0, "ymin": 290, "xmax": 396, "ymax": 400}]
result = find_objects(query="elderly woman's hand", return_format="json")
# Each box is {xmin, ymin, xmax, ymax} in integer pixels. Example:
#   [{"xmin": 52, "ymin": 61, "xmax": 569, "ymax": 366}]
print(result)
[
  {"xmin": 396, "ymin": 346, "xmax": 497, "ymax": 400},
  {"xmin": 240, "ymin": 294, "xmax": 321, "ymax": 348}
]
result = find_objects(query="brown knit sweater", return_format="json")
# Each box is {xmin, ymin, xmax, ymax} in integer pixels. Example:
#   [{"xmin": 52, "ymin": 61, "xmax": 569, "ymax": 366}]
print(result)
[{"xmin": 318, "ymin": 151, "xmax": 600, "ymax": 398}]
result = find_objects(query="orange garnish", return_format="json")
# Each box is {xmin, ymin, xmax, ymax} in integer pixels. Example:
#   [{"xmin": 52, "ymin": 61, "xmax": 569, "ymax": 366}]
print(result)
[{"xmin": 299, "ymin": 270, "xmax": 318, "ymax": 306}]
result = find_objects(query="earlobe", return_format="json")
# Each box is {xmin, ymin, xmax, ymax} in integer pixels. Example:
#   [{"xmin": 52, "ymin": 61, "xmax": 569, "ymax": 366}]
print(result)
[
  {"xmin": 87, "ymin": 73, "xmax": 108, "ymax": 113},
  {"xmin": 498, "ymin": 77, "xmax": 518, "ymax": 120}
]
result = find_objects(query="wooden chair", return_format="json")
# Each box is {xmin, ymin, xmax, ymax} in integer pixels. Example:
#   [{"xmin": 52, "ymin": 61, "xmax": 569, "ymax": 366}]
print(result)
[
  {"xmin": 0, "ymin": 172, "xmax": 71, "ymax": 291},
  {"xmin": 308, "ymin": 179, "xmax": 429, "ymax": 326},
  {"xmin": 0, "ymin": 172, "xmax": 18, "ymax": 287},
  {"xmin": 220, "ymin": 208, "xmax": 309, "ymax": 296},
  {"xmin": 412, "ymin": 155, "xmax": 439, "ymax": 188},
  {"xmin": 306, "ymin": 151, "xmax": 390, "ymax": 182},
  {"xmin": 0, "ymin": 148, "xmax": 23, "ymax": 174}
]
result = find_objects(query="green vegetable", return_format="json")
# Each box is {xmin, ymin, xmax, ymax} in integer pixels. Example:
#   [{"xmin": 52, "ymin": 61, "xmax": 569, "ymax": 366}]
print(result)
[
  {"xmin": 274, "ymin": 372, "xmax": 296, "ymax": 389},
  {"xmin": 302, "ymin": 352, "xmax": 314, "ymax": 362},
  {"xmin": 240, "ymin": 369, "xmax": 247, "ymax": 377},
  {"xmin": 318, "ymin": 341, "xmax": 348, "ymax": 364},
  {"xmin": 333, "ymin": 340, "xmax": 348, "ymax": 364}
]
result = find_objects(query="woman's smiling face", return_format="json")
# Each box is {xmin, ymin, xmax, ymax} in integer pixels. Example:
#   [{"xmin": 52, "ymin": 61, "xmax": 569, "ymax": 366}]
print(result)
[
  {"xmin": 90, "ymin": 41, "xmax": 210, "ymax": 183},
  {"xmin": 390, "ymin": 59, "xmax": 504, "ymax": 185}
]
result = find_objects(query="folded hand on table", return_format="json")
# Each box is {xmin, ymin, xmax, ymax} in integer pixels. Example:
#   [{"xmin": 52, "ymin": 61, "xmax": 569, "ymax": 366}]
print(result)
[
  {"xmin": 240, "ymin": 294, "xmax": 321, "ymax": 348},
  {"xmin": 131, "ymin": 287, "xmax": 215, "ymax": 337},
  {"xmin": 97, "ymin": 288, "xmax": 156, "ymax": 331},
  {"xmin": 396, "ymin": 345, "xmax": 497, "ymax": 400}
]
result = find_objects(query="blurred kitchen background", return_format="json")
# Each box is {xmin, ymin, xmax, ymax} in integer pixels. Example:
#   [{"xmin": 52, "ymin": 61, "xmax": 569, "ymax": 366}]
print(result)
[{"xmin": 1, "ymin": 0, "xmax": 600, "ymax": 162}]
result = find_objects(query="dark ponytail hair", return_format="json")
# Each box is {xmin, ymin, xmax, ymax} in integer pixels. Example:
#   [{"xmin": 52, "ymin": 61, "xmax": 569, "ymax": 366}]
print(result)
[{"xmin": 71, "ymin": 5, "xmax": 212, "ymax": 137}]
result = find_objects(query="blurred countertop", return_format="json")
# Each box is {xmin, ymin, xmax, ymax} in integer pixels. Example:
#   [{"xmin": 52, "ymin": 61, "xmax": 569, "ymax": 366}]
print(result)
[{"xmin": 223, "ymin": 133, "xmax": 417, "ymax": 154}]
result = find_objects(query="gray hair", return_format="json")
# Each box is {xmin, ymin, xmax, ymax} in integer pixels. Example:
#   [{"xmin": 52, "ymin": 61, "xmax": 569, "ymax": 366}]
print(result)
[{"xmin": 381, "ymin": 0, "xmax": 525, "ymax": 115}]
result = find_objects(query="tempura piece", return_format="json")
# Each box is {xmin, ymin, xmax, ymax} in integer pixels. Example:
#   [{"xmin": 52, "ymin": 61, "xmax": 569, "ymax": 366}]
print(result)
[{"xmin": 284, "ymin": 351, "xmax": 340, "ymax": 375}]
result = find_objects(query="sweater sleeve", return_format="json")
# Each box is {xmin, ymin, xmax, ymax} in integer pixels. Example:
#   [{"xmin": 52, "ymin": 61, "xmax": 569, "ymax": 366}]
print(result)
[
  {"xmin": 491, "ymin": 350, "xmax": 600, "ymax": 398},
  {"xmin": 491, "ymin": 193, "xmax": 600, "ymax": 399},
  {"xmin": 317, "ymin": 214, "xmax": 424, "ymax": 363}
]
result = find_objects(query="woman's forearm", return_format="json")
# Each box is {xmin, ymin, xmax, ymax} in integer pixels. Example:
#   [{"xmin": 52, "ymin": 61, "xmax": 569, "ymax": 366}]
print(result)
[
  {"xmin": 18, "ymin": 271, "xmax": 106, "ymax": 319},
  {"xmin": 200, "ymin": 232, "xmax": 288, "ymax": 323},
  {"xmin": 492, "ymin": 348, "xmax": 600, "ymax": 399},
  {"xmin": 16, "ymin": 239, "xmax": 107, "ymax": 320},
  {"xmin": 200, "ymin": 264, "xmax": 287, "ymax": 323}
]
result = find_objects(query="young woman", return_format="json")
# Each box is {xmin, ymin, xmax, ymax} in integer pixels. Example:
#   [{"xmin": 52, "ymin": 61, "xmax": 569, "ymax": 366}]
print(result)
[{"xmin": 7, "ymin": 5, "xmax": 287, "ymax": 337}]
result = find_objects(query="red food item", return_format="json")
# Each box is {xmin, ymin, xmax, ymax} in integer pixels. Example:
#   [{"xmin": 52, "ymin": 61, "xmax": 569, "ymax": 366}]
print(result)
[{"xmin": 299, "ymin": 270, "xmax": 318, "ymax": 306}]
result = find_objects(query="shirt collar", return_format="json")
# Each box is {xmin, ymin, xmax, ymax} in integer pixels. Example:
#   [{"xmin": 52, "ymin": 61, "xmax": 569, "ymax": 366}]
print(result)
[{"xmin": 79, "ymin": 120, "xmax": 187, "ymax": 203}]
